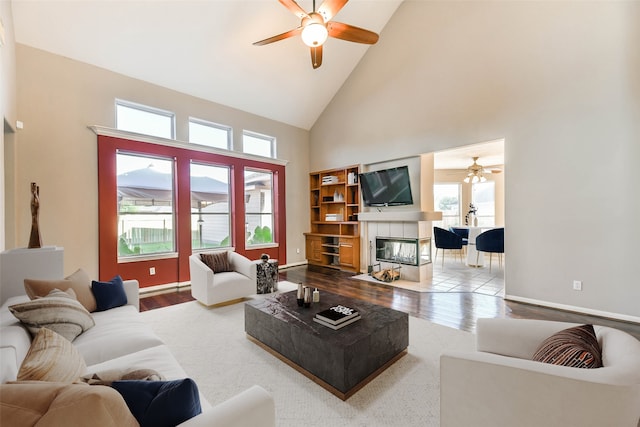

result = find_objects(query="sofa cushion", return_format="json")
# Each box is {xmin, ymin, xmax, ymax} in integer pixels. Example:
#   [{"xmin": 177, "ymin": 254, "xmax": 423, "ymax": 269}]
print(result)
[
  {"xmin": 24, "ymin": 268, "xmax": 97, "ymax": 312},
  {"xmin": 0, "ymin": 381, "xmax": 138, "ymax": 427},
  {"xmin": 73, "ymin": 305, "xmax": 164, "ymax": 366},
  {"xmin": 17, "ymin": 328, "xmax": 87, "ymax": 382},
  {"xmin": 92, "ymin": 275, "xmax": 128, "ymax": 311},
  {"xmin": 9, "ymin": 288, "xmax": 95, "ymax": 341},
  {"xmin": 201, "ymin": 252, "xmax": 232, "ymax": 273},
  {"xmin": 532, "ymin": 324, "xmax": 603, "ymax": 368},
  {"xmin": 112, "ymin": 378, "xmax": 202, "ymax": 427}
]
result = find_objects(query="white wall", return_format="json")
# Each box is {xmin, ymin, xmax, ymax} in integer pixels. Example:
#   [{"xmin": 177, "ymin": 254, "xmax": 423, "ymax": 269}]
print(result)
[
  {"xmin": 12, "ymin": 45, "xmax": 310, "ymax": 278},
  {"xmin": 311, "ymin": 1, "xmax": 640, "ymax": 319}
]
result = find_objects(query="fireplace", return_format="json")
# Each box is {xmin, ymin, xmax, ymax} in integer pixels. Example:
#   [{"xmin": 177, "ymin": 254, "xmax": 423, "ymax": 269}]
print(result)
[{"xmin": 375, "ymin": 237, "xmax": 431, "ymax": 267}]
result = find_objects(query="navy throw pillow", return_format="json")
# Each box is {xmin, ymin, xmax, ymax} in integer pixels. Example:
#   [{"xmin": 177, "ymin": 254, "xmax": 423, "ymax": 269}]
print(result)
[
  {"xmin": 91, "ymin": 275, "xmax": 128, "ymax": 311},
  {"xmin": 111, "ymin": 379, "xmax": 202, "ymax": 427}
]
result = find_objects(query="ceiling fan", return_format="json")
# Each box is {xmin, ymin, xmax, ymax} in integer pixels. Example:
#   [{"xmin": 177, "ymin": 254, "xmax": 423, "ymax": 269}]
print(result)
[
  {"xmin": 464, "ymin": 157, "xmax": 502, "ymax": 183},
  {"xmin": 253, "ymin": 0, "xmax": 380, "ymax": 69}
]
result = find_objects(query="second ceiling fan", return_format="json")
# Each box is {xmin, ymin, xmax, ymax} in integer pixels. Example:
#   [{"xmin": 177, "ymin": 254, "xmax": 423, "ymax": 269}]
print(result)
[{"xmin": 253, "ymin": 0, "xmax": 379, "ymax": 69}]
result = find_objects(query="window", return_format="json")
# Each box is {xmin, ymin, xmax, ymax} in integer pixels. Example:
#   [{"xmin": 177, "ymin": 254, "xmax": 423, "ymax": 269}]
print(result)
[
  {"xmin": 434, "ymin": 183, "xmax": 461, "ymax": 228},
  {"xmin": 472, "ymin": 181, "xmax": 495, "ymax": 227},
  {"xmin": 191, "ymin": 163, "xmax": 231, "ymax": 250},
  {"xmin": 243, "ymin": 131, "xmax": 276, "ymax": 158},
  {"xmin": 116, "ymin": 100, "xmax": 175, "ymax": 139},
  {"xmin": 244, "ymin": 168, "xmax": 273, "ymax": 246},
  {"xmin": 116, "ymin": 153, "xmax": 175, "ymax": 257},
  {"xmin": 189, "ymin": 118, "xmax": 232, "ymax": 150}
]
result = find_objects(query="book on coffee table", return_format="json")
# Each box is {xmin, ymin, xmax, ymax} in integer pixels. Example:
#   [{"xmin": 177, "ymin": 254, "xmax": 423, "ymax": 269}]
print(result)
[
  {"xmin": 315, "ymin": 305, "xmax": 359, "ymax": 325},
  {"xmin": 313, "ymin": 315, "xmax": 361, "ymax": 330}
]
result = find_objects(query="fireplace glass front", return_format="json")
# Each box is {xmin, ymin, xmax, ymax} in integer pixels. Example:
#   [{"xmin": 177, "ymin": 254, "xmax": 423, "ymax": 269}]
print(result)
[{"xmin": 375, "ymin": 237, "xmax": 431, "ymax": 266}]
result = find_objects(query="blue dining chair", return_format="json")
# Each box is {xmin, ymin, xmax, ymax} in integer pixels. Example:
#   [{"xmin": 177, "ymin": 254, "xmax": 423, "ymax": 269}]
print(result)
[
  {"xmin": 433, "ymin": 227, "xmax": 464, "ymax": 267},
  {"xmin": 475, "ymin": 228, "xmax": 504, "ymax": 272},
  {"xmin": 449, "ymin": 227, "xmax": 469, "ymax": 253}
]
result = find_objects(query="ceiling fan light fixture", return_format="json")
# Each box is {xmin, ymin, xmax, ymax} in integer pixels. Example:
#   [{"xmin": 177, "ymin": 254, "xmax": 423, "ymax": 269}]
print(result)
[{"xmin": 301, "ymin": 23, "xmax": 328, "ymax": 47}]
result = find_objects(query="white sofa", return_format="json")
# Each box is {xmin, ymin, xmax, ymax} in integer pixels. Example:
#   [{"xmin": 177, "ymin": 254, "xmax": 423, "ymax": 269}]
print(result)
[
  {"xmin": 440, "ymin": 318, "xmax": 640, "ymax": 427},
  {"xmin": 0, "ymin": 279, "xmax": 275, "ymax": 427},
  {"xmin": 189, "ymin": 251, "xmax": 257, "ymax": 306}
]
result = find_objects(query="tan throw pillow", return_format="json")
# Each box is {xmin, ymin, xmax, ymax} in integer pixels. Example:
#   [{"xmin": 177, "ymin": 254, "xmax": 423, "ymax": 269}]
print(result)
[
  {"xmin": 24, "ymin": 268, "xmax": 98, "ymax": 312},
  {"xmin": 201, "ymin": 252, "xmax": 232, "ymax": 273},
  {"xmin": 9, "ymin": 288, "xmax": 95, "ymax": 341},
  {"xmin": 17, "ymin": 328, "xmax": 87, "ymax": 382},
  {"xmin": 0, "ymin": 382, "xmax": 138, "ymax": 427},
  {"xmin": 532, "ymin": 324, "xmax": 603, "ymax": 369}
]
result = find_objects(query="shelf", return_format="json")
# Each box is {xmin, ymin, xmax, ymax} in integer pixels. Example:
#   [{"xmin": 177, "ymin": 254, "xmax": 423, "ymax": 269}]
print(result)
[{"xmin": 306, "ymin": 165, "xmax": 361, "ymax": 273}]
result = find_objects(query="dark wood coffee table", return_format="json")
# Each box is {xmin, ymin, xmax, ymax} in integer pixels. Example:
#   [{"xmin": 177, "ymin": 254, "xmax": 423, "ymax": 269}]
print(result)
[{"xmin": 244, "ymin": 290, "xmax": 408, "ymax": 400}]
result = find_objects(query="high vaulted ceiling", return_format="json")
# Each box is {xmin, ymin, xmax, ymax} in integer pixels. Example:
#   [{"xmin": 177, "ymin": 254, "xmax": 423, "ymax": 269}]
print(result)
[{"xmin": 11, "ymin": 0, "xmax": 403, "ymax": 130}]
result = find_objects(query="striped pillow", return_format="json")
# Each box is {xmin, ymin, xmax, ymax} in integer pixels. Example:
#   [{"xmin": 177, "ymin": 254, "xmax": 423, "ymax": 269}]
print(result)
[
  {"xmin": 532, "ymin": 324, "xmax": 603, "ymax": 368},
  {"xmin": 201, "ymin": 252, "xmax": 232, "ymax": 273},
  {"xmin": 17, "ymin": 328, "xmax": 87, "ymax": 382},
  {"xmin": 9, "ymin": 289, "xmax": 95, "ymax": 341}
]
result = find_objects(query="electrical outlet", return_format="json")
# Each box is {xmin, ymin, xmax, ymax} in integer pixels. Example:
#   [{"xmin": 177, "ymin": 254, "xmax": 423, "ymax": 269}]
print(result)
[
  {"xmin": 573, "ymin": 280, "xmax": 582, "ymax": 291},
  {"xmin": 296, "ymin": 248, "xmax": 300, "ymax": 254},
  {"xmin": 149, "ymin": 267, "xmax": 156, "ymax": 275}
]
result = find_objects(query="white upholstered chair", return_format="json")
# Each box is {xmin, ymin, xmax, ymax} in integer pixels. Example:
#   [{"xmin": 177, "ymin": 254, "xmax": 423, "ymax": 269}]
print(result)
[
  {"xmin": 189, "ymin": 250, "xmax": 257, "ymax": 306},
  {"xmin": 440, "ymin": 318, "xmax": 640, "ymax": 427}
]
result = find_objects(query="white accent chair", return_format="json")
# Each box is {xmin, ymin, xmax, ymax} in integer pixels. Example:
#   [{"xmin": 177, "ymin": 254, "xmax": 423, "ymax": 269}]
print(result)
[
  {"xmin": 189, "ymin": 250, "xmax": 257, "ymax": 306},
  {"xmin": 441, "ymin": 318, "xmax": 640, "ymax": 427}
]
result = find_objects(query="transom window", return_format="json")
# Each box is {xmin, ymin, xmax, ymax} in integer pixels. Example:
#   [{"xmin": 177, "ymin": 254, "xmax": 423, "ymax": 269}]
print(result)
[
  {"xmin": 243, "ymin": 131, "xmax": 276, "ymax": 158},
  {"xmin": 116, "ymin": 100, "xmax": 175, "ymax": 139},
  {"xmin": 189, "ymin": 118, "xmax": 232, "ymax": 150}
]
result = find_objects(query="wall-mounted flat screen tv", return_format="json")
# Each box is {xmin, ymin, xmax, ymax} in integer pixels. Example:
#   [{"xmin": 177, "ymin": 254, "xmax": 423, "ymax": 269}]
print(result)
[{"xmin": 359, "ymin": 166, "xmax": 414, "ymax": 207}]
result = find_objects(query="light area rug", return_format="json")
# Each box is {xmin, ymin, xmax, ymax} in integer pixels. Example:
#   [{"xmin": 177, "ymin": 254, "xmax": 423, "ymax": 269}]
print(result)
[{"xmin": 140, "ymin": 281, "xmax": 475, "ymax": 427}]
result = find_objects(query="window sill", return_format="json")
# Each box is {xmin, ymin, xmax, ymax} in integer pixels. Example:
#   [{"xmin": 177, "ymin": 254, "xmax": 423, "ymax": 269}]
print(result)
[{"xmin": 118, "ymin": 252, "xmax": 178, "ymax": 263}]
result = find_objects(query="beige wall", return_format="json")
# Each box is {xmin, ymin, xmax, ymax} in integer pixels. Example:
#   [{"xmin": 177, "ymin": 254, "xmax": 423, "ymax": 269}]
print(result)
[
  {"xmin": 1, "ymin": 0, "xmax": 18, "ymax": 251},
  {"xmin": 311, "ymin": 1, "xmax": 640, "ymax": 319},
  {"xmin": 12, "ymin": 45, "xmax": 310, "ymax": 278}
]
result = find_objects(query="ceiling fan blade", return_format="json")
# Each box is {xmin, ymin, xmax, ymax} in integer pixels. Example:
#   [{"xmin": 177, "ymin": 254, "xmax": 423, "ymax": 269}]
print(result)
[
  {"xmin": 253, "ymin": 27, "xmax": 302, "ymax": 46},
  {"xmin": 278, "ymin": 0, "xmax": 309, "ymax": 20},
  {"xmin": 311, "ymin": 45, "xmax": 323, "ymax": 69},
  {"xmin": 317, "ymin": 0, "xmax": 348, "ymax": 22},
  {"xmin": 327, "ymin": 21, "xmax": 379, "ymax": 44}
]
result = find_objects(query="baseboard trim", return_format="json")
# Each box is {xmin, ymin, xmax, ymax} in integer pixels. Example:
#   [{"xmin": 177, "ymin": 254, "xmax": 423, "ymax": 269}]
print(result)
[
  {"xmin": 505, "ymin": 294, "xmax": 640, "ymax": 324},
  {"xmin": 279, "ymin": 261, "xmax": 308, "ymax": 269},
  {"xmin": 140, "ymin": 281, "xmax": 190, "ymax": 296}
]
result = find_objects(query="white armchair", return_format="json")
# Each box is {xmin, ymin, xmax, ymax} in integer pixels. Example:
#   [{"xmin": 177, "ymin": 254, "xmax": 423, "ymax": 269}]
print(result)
[
  {"xmin": 189, "ymin": 250, "xmax": 257, "ymax": 306},
  {"xmin": 441, "ymin": 318, "xmax": 640, "ymax": 427}
]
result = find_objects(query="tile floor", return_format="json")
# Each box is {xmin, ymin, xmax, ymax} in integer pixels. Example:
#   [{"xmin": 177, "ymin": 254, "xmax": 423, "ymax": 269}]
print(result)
[{"xmin": 429, "ymin": 252, "xmax": 505, "ymax": 297}]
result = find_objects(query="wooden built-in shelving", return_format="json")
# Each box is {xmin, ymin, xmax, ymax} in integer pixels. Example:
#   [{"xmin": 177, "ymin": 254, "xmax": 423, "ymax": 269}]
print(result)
[{"xmin": 304, "ymin": 165, "xmax": 360, "ymax": 272}]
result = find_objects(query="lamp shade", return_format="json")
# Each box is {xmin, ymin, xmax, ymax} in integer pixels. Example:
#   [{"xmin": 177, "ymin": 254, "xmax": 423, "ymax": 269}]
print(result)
[{"xmin": 301, "ymin": 23, "xmax": 328, "ymax": 47}]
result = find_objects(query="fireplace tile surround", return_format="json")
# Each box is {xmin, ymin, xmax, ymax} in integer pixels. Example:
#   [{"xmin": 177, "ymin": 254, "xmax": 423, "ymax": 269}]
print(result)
[{"xmin": 361, "ymin": 212, "xmax": 439, "ymax": 283}]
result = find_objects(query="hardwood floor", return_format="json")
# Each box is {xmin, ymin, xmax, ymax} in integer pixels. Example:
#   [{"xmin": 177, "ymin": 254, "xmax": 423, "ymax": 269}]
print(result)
[{"xmin": 140, "ymin": 264, "xmax": 640, "ymax": 340}]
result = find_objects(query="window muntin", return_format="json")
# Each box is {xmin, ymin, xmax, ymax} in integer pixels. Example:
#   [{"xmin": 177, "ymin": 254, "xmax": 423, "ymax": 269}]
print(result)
[
  {"xmin": 243, "ymin": 131, "xmax": 276, "ymax": 158},
  {"xmin": 115, "ymin": 100, "xmax": 175, "ymax": 139},
  {"xmin": 244, "ymin": 169, "xmax": 274, "ymax": 246},
  {"xmin": 189, "ymin": 118, "xmax": 232, "ymax": 150},
  {"xmin": 116, "ymin": 153, "xmax": 176, "ymax": 257},
  {"xmin": 434, "ymin": 183, "xmax": 461, "ymax": 229},
  {"xmin": 472, "ymin": 181, "xmax": 496, "ymax": 227},
  {"xmin": 191, "ymin": 163, "xmax": 231, "ymax": 250}
]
